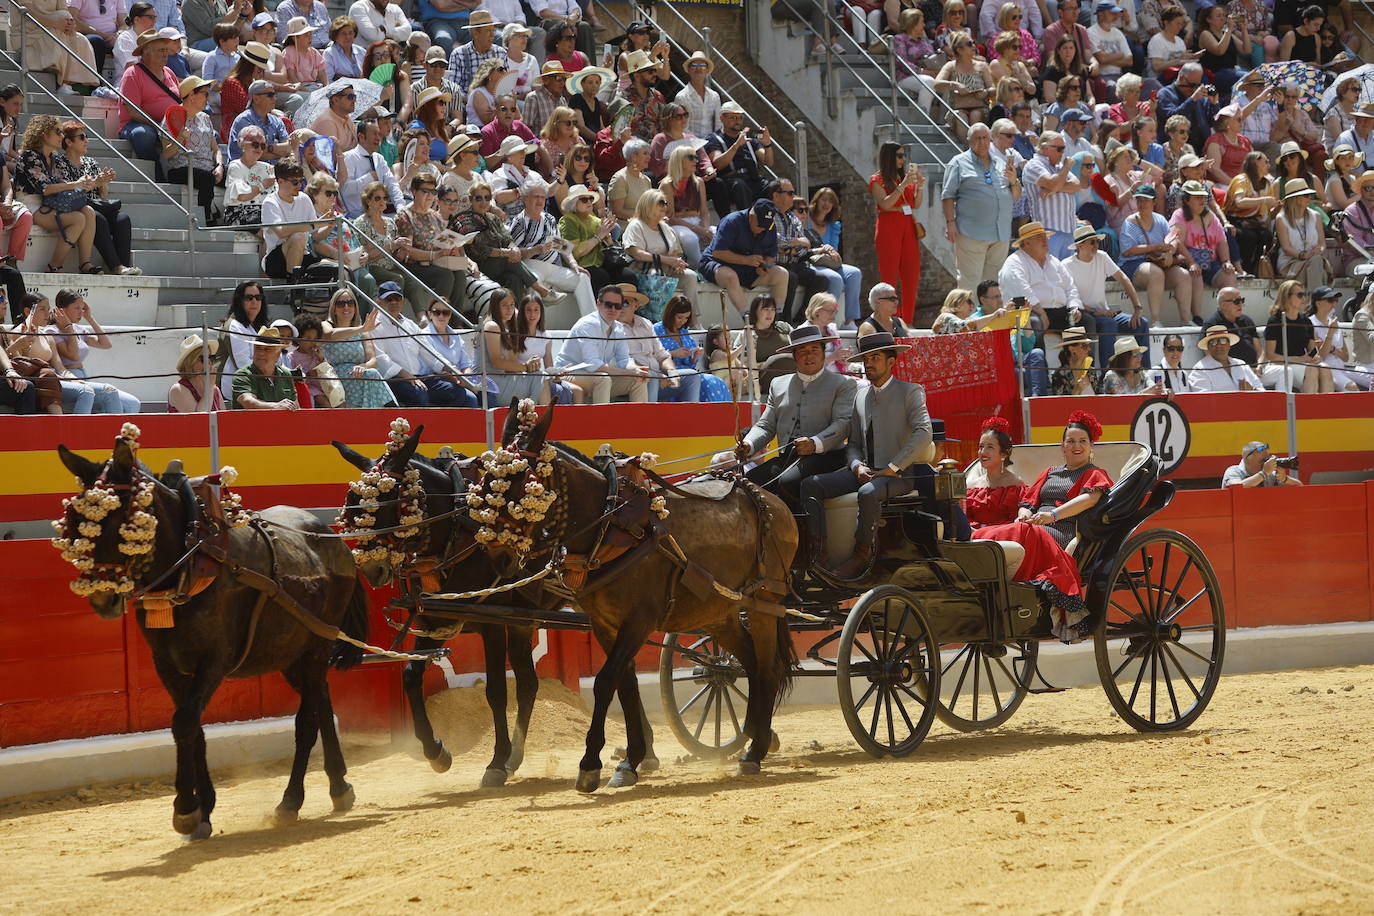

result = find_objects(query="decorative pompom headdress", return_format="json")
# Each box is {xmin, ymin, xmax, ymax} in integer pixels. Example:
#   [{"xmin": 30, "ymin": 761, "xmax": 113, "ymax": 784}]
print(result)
[
  {"xmin": 1066, "ymin": 409, "xmax": 1102, "ymax": 442},
  {"xmin": 467, "ymin": 399, "xmax": 558, "ymax": 555},
  {"xmin": 981, "ymin": 416, "xmax": 1011, "ymax": 435},
  {"xmin": 336, "ymin": 417, "xmax": 425, "ymax": 566}
]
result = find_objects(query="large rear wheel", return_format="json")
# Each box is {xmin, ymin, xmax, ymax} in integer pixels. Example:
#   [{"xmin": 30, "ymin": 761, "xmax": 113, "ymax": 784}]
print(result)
[
  {"xmin": 1093, "ymin": 529, "xmax": 1225, "ymax": 731},
  {"xmin": 657, "ymin": 633, "xmax": 749, "ymax": 758},
  {"xmin": 837, "ymin": 586, "xmax": 940, "ymax": 758},
  {"xmin": 934, "ymin": 640, "xmax": 1039, "ymax": 731}
]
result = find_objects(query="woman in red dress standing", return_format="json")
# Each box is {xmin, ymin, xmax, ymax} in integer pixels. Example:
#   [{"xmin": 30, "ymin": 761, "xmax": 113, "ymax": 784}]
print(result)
[
  {"xmin": 973, "ymin": 411, "xmax": 1113, "ymax": 642},
  {"xmin": 965, "ymin": 417, "xmax": 1025, "ymax": 529},
  {"xmin": 868, "ymin": 141, "xmax": 924, "ymax": 324}
]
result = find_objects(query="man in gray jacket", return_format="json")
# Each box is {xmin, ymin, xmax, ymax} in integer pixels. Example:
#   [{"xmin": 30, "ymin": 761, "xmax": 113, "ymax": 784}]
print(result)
[
  {"xmin": 801, "ymin": 332, "xmax": 933, "ymax": 579},
  {"xmin": 735, "ymin": 325, "xmax": 857, "ymax": 510}
]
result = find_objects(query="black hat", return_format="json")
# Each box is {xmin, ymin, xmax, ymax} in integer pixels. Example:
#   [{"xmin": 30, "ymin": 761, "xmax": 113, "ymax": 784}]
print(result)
[
  {"xmin": 931, "ymin": 419, "xmax": 959, "ymax": 443},
  {"xmin": 1311, "ymin": 285, "xmax": 1339, "ymax": 303},
  {"xmin": 856, "ymin": 331, "xmax": 905, "ymax": 356},
  {"xmin": 779, "ymin": 324, "xmax": 827, "ymax": 352},
  {"xmin": 749, "ymin": 199, "xmax": 776, "ymax": 229}
]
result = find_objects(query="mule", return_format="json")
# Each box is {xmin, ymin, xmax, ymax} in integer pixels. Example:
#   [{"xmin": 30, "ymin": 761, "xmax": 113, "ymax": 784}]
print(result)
[
  {"xmin": 56, "ymin": 436, "xmax": 369, "ymax": 838},
  {"xmin": 470, "ymin": 403, "xmax": 798, "ymax": 792},
  {"xmin": 334, "ymin": 427, "xmax": 658, "ymax": 788}
]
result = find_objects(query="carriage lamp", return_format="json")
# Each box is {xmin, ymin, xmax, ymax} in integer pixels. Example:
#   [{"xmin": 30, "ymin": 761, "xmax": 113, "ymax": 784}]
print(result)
[{"xmin": 934, "ymin": 459, "xmax": 967, "ymax": 502}]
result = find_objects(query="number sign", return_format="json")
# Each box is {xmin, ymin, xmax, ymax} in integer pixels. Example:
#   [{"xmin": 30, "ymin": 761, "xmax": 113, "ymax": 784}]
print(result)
[{"xmin": 1130, "ymin": 398, "xmax": 1190, "ymax": 476}]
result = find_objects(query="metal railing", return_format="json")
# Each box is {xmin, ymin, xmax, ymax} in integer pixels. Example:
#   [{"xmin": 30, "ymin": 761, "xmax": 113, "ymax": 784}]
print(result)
[
  {"xmin": 590, "ymin": 0, "xmax": 808, "ymax": 191},
  {"xmin": 5, "ymin": 0, "xmax": 198, "ymax": 270},
  {"xmin": 770, "ymin": 0, "xmax": 963, "ymax": 165}
]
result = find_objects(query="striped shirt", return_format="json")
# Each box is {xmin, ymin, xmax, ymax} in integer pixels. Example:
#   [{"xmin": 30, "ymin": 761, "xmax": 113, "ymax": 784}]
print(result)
[
  {"xmin": 1021, "ymin": 154, "xmax": 1079, "ymax": 234},
  {"xmin": 447, "ymin": 42, "xmax": 506, "ymax": 97},
  {"xmin": 507, "ymin": 210, "xmax": 564, "ymax": 263}
]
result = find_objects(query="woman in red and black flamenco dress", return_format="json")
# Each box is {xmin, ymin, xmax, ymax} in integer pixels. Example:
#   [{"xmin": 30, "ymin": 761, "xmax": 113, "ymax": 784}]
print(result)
[{"xmin": 972, "ymin": 411, "xmax": 1113, "ymax": 642}]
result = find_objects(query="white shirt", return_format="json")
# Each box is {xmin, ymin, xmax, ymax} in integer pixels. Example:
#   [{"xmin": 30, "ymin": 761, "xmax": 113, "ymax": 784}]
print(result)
[
  {"xmin": 998, "ymin": 248, "xmax": 1082, "ymax": 312},
  {"xmin": 673, "ymin": 83, "xmax": 722, "ymax": 139},
  {"xmin": 1087, "ymin": 23, "xmax": 1130, "ymax": 76},
  {"xmin": 1060, "ymin": 250, "xmax": 1120, "ymax": 310},
  {"xmin": 260, "ymin": 191, "xmax": 316, "ymax": 257},
  {"xmin": 532, "ymin": 0, "xmax": 579, "ymax": 16},
  {"xmin": 1188, "ymin": 353, "xmax": 1262, "ymax": 391},
  {"xmin": 622, "ymin": 314, "xmax": 670, "ymax": 368},
  {"xmin": 1146, "ymin": 33, "xmax": 1186, "ymax": 77},
  {"xmin": 348, "ymin": 0, "xmax": 412, "ymax": 44},
  {"xmin": 371, "ymin": 309, "xmax": 428, "ymax": 379},
  {"xmin": 341, "ymin": 145, "xmax": 404, "ymax": 216}
]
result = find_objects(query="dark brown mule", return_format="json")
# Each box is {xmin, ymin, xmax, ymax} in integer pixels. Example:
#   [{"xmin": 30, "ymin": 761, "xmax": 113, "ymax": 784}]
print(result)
[
  {"xmin": 57, "ymin": 437, "xmax": 368, "ymax": 839},
  {"xmin": 333, "ymin": 428, "xmax": 658, "ymax": 788},
  {"xmin": 472, "ymin": 404, "xmax": 798, "ymax": 793}
]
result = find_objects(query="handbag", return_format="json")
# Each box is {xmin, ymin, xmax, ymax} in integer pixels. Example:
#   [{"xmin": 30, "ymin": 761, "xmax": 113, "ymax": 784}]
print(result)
[
  {"xmin": 308, "ymin": 361, "xmax": 346, "ymax": 408},
  {"xmin": 90, "ymin": 198, "xmax": 122, "ymax": 222},
  {"xmin": 637, "ymin": 259, "xmax": 678, "ymax": 323}
]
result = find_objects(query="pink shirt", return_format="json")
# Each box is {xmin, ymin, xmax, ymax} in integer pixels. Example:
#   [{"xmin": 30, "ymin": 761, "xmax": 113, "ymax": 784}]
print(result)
[
  {"xmin": 117, "ymin": 63, "xmax": 181, "ymax": 132},
  {"xmin": 282, "ymin": 44, "xmax": 326, "ymax": 84},
  {"xmin": 1169, "ymin": 210, "xmax": 1225, "ymax": 252}
]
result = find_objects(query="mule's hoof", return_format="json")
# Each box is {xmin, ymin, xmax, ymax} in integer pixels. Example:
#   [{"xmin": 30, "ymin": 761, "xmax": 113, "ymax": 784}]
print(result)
[
  {"xmin": 737, "ymin": 760, "xmax": 762, "ymax": 776},
  {"xmin": 639, "ymin": 755, "xmax": 660, "ymax": 774},
  {"xmin": 273, "ymin": 805, "xmax": 300, "ymax": 827},
  {"xmin": 429, "ymin": 747, "xmax": 453, "ymax": 773},
  {"xmin": 607, "ymin": 764, "xmax": 638, "ymax": 789},
  {"xmin": 331, "ymin": 784, "xmax": 355, "ymax": 813},
  {"xmin": 184, "ymin": 821, "xmax": 212, "ymax": 842},
  {"xmin": 172, "ymin": 808, "xmax": 202, "ymax": 837},
  {"xmin": 480, "ymin": 767, "xmax": 508, "ymax": 788},
  {"xmin": 769, "ymin": 729, "xmax": 781, "ymax": 753},
  {"xmin": 575, "ymin": 768, "xmax": 601, "ymax": 793}
]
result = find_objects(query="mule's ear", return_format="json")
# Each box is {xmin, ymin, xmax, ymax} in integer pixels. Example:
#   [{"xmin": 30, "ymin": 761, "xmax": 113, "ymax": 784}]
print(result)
[
  {"xmin": 57, "ymin": 445, "xmax": 100, "ymax": 484},
  {"xmin": 385, "ymin": 424, "xmax": 424, "ymax": 470},
  {"xmin": 526, "ymin": 402, "xmax": 556, "ymax": 451},
  {"xmin": 499, "ymin": 399, "xmax": 522, "ymax": 446},
  {"xmin": 333, "ymin": 440, "xmax": 375, "ymax": 472},
  {"xmin": 112, "ymin": 438, "xmax": 137, "ymax": 470}
]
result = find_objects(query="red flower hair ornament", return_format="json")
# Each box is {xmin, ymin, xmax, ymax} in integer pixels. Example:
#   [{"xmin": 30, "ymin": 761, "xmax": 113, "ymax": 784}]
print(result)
[
  {"xmin": 1066, "ymin": 410, "xmax": 1102, "ymax": 442},
  {"xmin": 981, "ymin": 416, "xmax": 1011, "ymax": 435}
]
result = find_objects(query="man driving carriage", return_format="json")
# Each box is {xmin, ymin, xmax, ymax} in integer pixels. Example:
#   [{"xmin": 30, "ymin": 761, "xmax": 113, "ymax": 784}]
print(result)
[
  {"xmin": 800, "ymin": 332, "xmax": 933, "ymax": 580},
  {"xmin": 733, "ymin": 325, "xmax": 858, "ymax": 508}
]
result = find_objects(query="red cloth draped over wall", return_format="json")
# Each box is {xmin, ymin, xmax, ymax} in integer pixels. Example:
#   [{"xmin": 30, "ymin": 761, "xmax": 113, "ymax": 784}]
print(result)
[{"xmin": 892, "ymin": 333, "xmax": 1021, "ymax": 465}]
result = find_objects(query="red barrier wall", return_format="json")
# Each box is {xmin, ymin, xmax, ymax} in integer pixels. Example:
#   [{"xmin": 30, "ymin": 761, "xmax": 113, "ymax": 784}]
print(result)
[{"xmin": 5, "ymin": 482, "xmax": 1371, "ymax": 749}]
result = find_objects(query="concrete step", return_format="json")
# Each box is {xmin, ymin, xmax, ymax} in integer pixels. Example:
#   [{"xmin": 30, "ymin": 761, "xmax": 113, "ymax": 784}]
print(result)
[{"xmin": 25, "ymin": 274, "xmax": 246, "ymax": 325}]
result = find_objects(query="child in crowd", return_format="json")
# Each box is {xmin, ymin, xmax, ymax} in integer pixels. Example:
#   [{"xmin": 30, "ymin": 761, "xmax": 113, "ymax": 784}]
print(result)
[{"xmin": 201, "ymin": 23, "xmax": 241, "ymax": 114}]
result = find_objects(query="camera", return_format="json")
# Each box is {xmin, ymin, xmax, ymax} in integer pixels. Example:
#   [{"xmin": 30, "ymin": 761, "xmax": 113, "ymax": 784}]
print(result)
[{"xmin": 1275, "ymin": 455, "xmax": 1300, "ymax": 471}]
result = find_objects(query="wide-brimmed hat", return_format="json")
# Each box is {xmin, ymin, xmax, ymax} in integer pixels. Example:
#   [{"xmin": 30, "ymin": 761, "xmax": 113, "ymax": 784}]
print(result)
[
  {"xmin": 1176, "ymin": 152, "xmax": 1205, "ymax": 171},
  {"xmin": 1325, "ymin": 143, "xmax": 1365, "ymax": 171},
  {"xmin": 176, "ymin": 334, "xmax": 218, "ymax": 375},
  {"xmin": 1277, "ymin": 140, "xmax": 1307, "ymax": 161},
  {"xmin": 285, "ymin": 16, "xmax": 313, "ymax": 38},
  {"xmin": 1198, "ymin": 324, "xmax": 1240, "ymax": 349},
  {"xmin": 1181, "ymin": 180, "xmax": 1210, "ymax": 197},
  {"xmin": 240, "ymin": 40, "xmax": 271, "ymax": 69},
  {"xmin": 1354, "ymin": 103, "xmax": 1374, "ymax": 119},
  {"xmin": 568, "ymin": 66, "xmax": 614, "ymax": 95},
  {"xmin": 1282, "ymin": 177, "xmax": 1315, "ymax": 199},
  {"xmin": 1110, "ymin": 337, "xmax": 1146, "ymax": 360},
  {"xmin": 856, "ymin": 331, "xmax": 906, "ymax": 356},
  {"xmin": 414, "ymin": 85, "xmax": 451, "ymax": 110},
  {"xmin": 464, "ymin": 10, "xmax": 498, "ymax": 29},
  {"xmin": 1053, "ymin": 327, "xmax": 1093, "ymax": 348},
  {"xmin": 622, "ymin": 49, "xmax": 659, "ymax": 75},
  {"xmin": 616, "ymin": 283, "xmax": 649, "ymax": 308},
  {"xmin": 684, "ymin": 51, "xmax": 714, "ymax": 76},
  {"xmin": 133, "ymin": 28, "xmax": 178, "ymax": 55},
  {"xmin": 539, "ymin": 60, "xmax": 569, "ymax": 79},
  {"xmin": 495, "ymin": 134, "xmax": 536, "ymax": 159},
  {"xmin": 1072, "ymin": 223, "xmax": 1106, "ymax": 246},
  {"xmin": 1012, "ymin": 221, "xmax": 1048, "ymax": 247},
  {"xmin": 178, "ymin": 74, "xmax": 213, "ymax": 98},
  {"xmin": 1356, "ymin": 170, "xmax": 1374, "ymax": 192},
  {"xmin": 778, "ymin": 324, "xmax": 828, "ymax": 353},
  {"xmin": 252, "ymin": 327, "xmax": 287, "ymax": 349},
  {"xmin": 445, "ymin": 134, "xmax": 479, "ymax": 161},
  {"xmin": 560, "ymin": 183, "xmax": 603, "ymax": 213}
]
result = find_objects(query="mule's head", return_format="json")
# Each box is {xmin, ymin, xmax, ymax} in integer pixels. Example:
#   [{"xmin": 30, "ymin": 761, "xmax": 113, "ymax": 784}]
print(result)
[
  {"xmin": 54, "ymin": 433, "xmax": 178, "ymax": 619},
  {"xmin": 467, "ymin": 399, "xmax": 563, "ymax": 577},
  {"xmin": 333, "ymin": 421, "xmax": 428, "ymax": 587}
]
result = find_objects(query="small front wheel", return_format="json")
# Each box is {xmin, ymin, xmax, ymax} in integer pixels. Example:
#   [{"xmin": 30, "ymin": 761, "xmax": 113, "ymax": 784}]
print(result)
[{"xmin": 837, "ymin": 586, "xmax": 940, "ymax": 758}]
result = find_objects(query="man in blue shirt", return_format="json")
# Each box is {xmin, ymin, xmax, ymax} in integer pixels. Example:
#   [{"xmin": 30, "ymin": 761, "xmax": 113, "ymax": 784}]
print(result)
[
  {"xmin": 229, "ymin": 80, "xmax": 291, "ymax": 160},
  {"xmin": 1156, "ymin": 62, "xmax": 1217, "ymax": 154},
  {"xmin": 699, "ymin": 200, "xmax": 790, "ymax": 321},
  {"xmin": 554, "ymin": 285, "xmax": 651, "ymax": 404},
  {"xmin": 941, "ymin": 123, "xmax": 1019, "ymax": 289},
  {"xmin": 419, "ymin": 0, "xmax": 481, "ymax": 55}
]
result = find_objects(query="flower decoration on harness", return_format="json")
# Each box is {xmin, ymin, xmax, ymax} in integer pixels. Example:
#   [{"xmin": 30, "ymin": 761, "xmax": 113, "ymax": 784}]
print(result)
[
  {"xmin": 336, "ymin": 417, "xmax": 426, "ymax": 566},
  {"xmin": 635, "ymin": 452, "xmax": 670, "ymax": 520},
  {"xmin": 215, "ymin": 465, "xmax": 253, "ymax": 529},
  {"xmin": 51, "ymin": 423, "xmax": 157, "ymax": 597},
  {"xmin": 468, "ymin": 399, "xmax": 558, "ymax": 554}
]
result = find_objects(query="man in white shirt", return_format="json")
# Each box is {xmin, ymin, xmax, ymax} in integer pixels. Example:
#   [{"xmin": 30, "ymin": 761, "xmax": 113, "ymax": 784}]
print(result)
[
  {"xmin": 261, "ymin": 160, "xmax": 323, "ymax": 278},
  {"xmin": 1189, "ymin": 325, "xmax": 1263, "ymax": 391},
  {"xmin": 342, "ymin": 119, "xmax": 405, "ymax": 216},
  {"xmin": 673, "ymin": 51, "xmax": 721, "ymax": 139},
  {"xmin": 348, "ymin": 0, "xmax": 412, "ymax": 45},
  {"xmin": 1087, "ymin": 1, "xmax": 1132, "ymax": 98},
  {"xmin": 554, "ymin": 285, "xmax": 650, "ymax": 404},
  {"xmin": 1060, "ymin": 223, "xmax": 1150, "ymax": 366},
  {"xmin": 998, "ymin": 221, "xmax": 1083, "ymax": 332},
  {"xmin": 372, "ymin": 282, "xmax": 477, "ymax": 406}
]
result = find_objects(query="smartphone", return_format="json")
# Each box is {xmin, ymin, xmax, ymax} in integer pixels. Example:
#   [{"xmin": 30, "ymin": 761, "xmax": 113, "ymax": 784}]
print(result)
[
  {"xmin": 601, "ymin": 42, "xmax": 618, "ymax": 62},
  {"xmin": 1153, "ymin": 372, "xmax": 1163, "ymax": 386}
]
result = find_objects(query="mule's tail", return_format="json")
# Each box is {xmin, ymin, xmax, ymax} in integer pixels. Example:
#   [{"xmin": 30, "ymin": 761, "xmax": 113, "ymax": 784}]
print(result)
[
  {"xmin": 330, "ymin": 576, "xmax": 371, "ymax": 670},
  {"xmin": 770, "ymin": 615, "xmax": 797, "ymax": 709}
]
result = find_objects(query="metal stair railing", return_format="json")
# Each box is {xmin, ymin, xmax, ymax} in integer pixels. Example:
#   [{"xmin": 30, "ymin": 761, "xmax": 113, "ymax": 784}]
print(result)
[
  {"xmin": 589, "ymin": 0, "xmax": 811, "ymax": 192},
  {"xmin": 5, "ymin": 0, "xmax": 199, "ymax": 271},
  {"xmin": 1344, "ymin": 0, "xmax": 1374, "ymax": 63},
  {"xmin": 770, "ymin": 0, "xmax": 964, "ymax": 164}
]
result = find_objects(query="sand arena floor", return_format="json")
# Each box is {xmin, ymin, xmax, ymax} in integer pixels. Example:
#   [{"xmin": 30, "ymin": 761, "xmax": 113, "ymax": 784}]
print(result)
[{"xmin": 1, "ymin": 664, "xmax": 1370, "ymax": 915}]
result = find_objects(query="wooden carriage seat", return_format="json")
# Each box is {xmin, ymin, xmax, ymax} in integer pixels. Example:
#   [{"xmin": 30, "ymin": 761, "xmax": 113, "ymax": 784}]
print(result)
[{"xmin": 823, "ymin": 439, "xmax": 937, "ymax": 567}]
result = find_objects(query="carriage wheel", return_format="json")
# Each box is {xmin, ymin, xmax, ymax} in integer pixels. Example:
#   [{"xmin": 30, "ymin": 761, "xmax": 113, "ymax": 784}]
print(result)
[
  {"xmin": 658, "ymin": 633, "xmax": 749, "ymax": 758},
  {"xmin": 933, "ymin": 640, "xmax": 1039, "ymax": 732},
  {"xmin": 1094, "ymin": 529, "xmax": 1226, "ymax": 732},
  {"xmin": 837, "ymin": 586, "xmax": 940, "ymax": 758}
]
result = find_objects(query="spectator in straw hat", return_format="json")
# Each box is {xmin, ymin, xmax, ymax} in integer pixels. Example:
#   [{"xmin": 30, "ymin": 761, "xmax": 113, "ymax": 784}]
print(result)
[
  {"xmin": 998, "ymin": 220, "xmax": 1083, "ymax": 333},
  {"xmin": 1325, "ymin": 143, "xmax": 1364, "ymax": 209},
  {"xmin": 523, "ymin": 60, "xmax": 572, "ymax": 140},
  {"xmin": 675, "ymin": 51, "xmax": 722, "ymax": 139},
  {"xmin": 1049, "ymin": 327, "xmax": 1100, "ymax": 395},
  {"xmin": 1274, "ymin": 178, "xmax": 1327, "ymax": 288},
  {"xmin": 1061, "ymin": 222, "xmax": 1150, "ymax": 368},
  {"xmin": 1334, "ymin": 102, "xmax": 1374, "ymax": 168},
  {"xmin": 118, "ymin": 29, "xmax": 184, "ymax": 165},
  {"xmin": 446, "ymin": 9, "xmax": 504, "ymax": 91},
  {"xmin": 168, "ymin": 335, "xmax": 224, "ymax": 413},
  {"xmin": 1100, "ymin": 337, "xmax": 1162, "ymax": 395},
  {"xmin": 612, "ymin": 50, "xmax": 669, "ymax": 143},
  {"xmin": 275, "ymin": 0, "xmax": 331, "ymax": 49},
  {"xmin": 1337, "ymin": 170, "xmax": 1374, "ymax": 276},
  {"xmin": 232, "ymin": 328, "xmax": 299, "ymax": 410},
  {"xmin": 1188, "ymin": 324, "xmax": 1262, "ymax": 391}
]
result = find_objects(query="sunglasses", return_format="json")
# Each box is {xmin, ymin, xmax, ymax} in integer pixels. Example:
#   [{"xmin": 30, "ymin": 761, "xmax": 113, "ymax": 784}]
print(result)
[
  {"xmin": 1244, "ymin": 443, "xmax": 1269, "ymax": 457},
  {"xmin": 470, "ymin": 193, "xmax": 492, "ymax": 201},
  {"xmin": 321, "ymin": 189, "xmax": 338, "ymax": 197},
  {"xmin": 497, "ymin": 106, "xmax": 518, "ymax": 112},
  {"xmin": 366, "ymin": 194, "xmax": 386, "ymax": 201},
  {"xmin": 243, "ymin": 293, "xmax": 264, "ymax": 300},
  {"xmin": 1164, "ymin": 345, "xmax": 1184, "ymax": 352},
  {"xmin": 336, "ymin": 298, "xmax": 355, "ymax": 305},
  {"xmin": 1222, "ymin": 296, "xmax": 1246, "ymax": 304}
]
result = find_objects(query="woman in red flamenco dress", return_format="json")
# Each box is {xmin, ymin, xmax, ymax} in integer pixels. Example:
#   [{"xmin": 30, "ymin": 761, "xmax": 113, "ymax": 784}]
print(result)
[
  {"xmin": 972, "ymin": 411, "xmax": 1113, "ymax": 642},
  {"xmin": 965, "ymin": 417, "xmax": 1027, "ymax": 529}
]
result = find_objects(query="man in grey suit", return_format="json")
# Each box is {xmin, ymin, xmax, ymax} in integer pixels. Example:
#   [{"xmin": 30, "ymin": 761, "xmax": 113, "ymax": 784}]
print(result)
[
  {"xmin": 735, "ymin": 325, "xmax": 858, "ymax": 511},
  {"xmin": 801, "ymin": 332, "xmax": 933, "ymax": 580}
]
